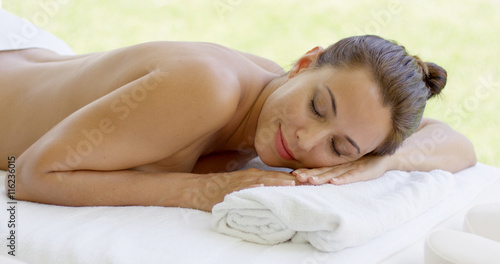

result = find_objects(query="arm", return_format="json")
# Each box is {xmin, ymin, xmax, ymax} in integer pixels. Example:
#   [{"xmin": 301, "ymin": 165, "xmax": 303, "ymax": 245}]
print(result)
[
  {"xmin": 13, "ymin": 166, "xmax": 294, "ymax": 211},
  {"xmin": 293, "ymin": 118, "xmax": 477, "ymax": 185},
  {"xmin": 386, "ymin": 118, "xmax": 477, "ymax": 172}
]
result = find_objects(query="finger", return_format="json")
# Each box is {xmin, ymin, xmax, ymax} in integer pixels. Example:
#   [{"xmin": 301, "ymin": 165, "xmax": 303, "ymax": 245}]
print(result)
[
  {"xmin": 329, "ymin": 170, "xmax": 370, "ymax": 185},
  {"xmin": 292, "ymin": 167, "xmax": 332, "ymax": 183},
  {"xmin": 307, "ymin": 167, "xmax": 353, "ymax": 185}
]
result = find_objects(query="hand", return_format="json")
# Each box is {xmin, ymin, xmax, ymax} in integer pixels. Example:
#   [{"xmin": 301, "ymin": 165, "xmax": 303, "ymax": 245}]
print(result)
[
  {"xmin": 189, "ymin": 168, "xmax": 297, "ymax": 211},
  {"xmin": 292, "ymin": 155, "xmax": 390, "ymax": 185}
]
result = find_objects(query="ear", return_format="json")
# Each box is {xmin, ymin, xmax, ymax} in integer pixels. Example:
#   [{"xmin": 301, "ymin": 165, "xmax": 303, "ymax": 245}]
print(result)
[{"xmin": 288, "ymin": 46, "xmax": 324, "ymax": 78}]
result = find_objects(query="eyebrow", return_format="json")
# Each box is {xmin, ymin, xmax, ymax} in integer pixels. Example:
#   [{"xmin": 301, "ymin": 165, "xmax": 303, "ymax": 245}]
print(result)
[{"xmin": 324, "ymin": 85, "xmax": 337, "ymax": 116}]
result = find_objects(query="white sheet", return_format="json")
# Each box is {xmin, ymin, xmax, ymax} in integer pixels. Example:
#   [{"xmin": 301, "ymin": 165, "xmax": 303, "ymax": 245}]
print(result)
[
  {"xmin": 0, "ymin": 9, "xmax": 74, "ymax": 54},
  {"xmin": 1, "ymin": 161, "xmax": 499, "ymax": 264}
]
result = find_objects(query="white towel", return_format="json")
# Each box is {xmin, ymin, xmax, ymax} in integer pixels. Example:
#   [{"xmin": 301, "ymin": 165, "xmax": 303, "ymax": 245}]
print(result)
[{"xmin": 212, "ymin": 166, "xmax": 455, "ymax": 252}]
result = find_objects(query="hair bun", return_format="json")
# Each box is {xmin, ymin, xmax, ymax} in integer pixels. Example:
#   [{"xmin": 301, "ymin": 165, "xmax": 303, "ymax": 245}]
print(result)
[
  {"xmin": 413, "ymin": 56, "xmax": 447, "ymax": 99},
  {"xmin": 424, "ymin": 62, "xmax": 447, "ymax": 99}
]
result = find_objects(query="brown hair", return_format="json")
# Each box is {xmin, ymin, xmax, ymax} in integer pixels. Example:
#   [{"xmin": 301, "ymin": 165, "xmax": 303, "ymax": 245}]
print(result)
[{"xmin": 316, "ymin": 35, "xmax": 447, "ymax": 155}]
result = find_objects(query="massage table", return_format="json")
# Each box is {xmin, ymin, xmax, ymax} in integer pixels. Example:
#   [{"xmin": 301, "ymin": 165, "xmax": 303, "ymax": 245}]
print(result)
[{"xmin": 1, "ymin": 161, "xmax": 500, "ymax": 264}]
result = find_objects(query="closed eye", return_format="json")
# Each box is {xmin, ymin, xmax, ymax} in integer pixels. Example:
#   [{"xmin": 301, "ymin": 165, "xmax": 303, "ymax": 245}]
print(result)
[
  {"xmin": 310, "ymin": 98, "xmax": 322, "ymax": 117},
  {"xmin": 331, "ymin": 139, "xmax": 341, "ymax": 157}
]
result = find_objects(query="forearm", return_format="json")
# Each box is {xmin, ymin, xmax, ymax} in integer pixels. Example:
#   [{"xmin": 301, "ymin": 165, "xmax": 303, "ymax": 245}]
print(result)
[
  {"xmin": 387, "ymin": 119, "xmax": 477, "ymax": 173},
  {"xmin": 13, "ymin": 161, "xmax": 296, "ymax": 212},
  {"xmin": 14, "ymin": 166, "xmax": 217, "ymax": 211}
]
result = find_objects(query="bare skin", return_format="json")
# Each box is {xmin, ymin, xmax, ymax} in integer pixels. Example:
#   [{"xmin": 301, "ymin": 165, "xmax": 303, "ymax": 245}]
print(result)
[{"xmin": 1, "ymin": 42, "xmax": 477, "ymax": 211}]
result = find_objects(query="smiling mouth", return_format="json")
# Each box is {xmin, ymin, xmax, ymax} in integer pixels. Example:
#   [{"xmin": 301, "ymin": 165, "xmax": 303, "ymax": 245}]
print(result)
[{"xmin": 275, "ymin": 125, "xmax": 295, "ymax": 160}]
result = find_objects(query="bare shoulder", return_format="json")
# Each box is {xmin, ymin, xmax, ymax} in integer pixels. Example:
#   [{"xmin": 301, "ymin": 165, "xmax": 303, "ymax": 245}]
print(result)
[
  {"xmin": 236, "ymin": 50, "xmax": 286, "ymax": 75},
  {"xmin": 416, "ymin": 118, "xmax": 449, "ymax": 131},
  {"xmin": 147, "ymin": 42, "xmax": 243, "ymax": 123}
]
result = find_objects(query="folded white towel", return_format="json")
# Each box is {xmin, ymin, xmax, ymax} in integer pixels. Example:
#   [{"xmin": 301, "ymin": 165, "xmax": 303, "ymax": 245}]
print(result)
[{"xmin": 212, "ymin": 168, "xmax": 455, "ymax": 252}]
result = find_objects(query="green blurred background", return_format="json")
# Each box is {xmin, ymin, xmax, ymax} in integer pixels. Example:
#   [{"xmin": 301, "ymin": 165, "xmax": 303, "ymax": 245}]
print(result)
[{"xmin": 3, "ymin": 0, "xmax": 499, "ymax": 167}]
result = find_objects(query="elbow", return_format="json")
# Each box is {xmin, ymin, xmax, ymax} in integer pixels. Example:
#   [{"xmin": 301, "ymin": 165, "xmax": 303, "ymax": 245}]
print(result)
[
  {"xmin": 8, "ymin": 157, "xmax": 49, "ymax": 203},
  {"xmin": 455, "ymin": 133, "xmax": 477, "ymax": 171},
  {"xmin": 9, "ymin": 169, "xmax": 34, "ymax": 203},
  {"xmin": 464, "ymin": 137, "xmax": 477, "ymax": 168}
]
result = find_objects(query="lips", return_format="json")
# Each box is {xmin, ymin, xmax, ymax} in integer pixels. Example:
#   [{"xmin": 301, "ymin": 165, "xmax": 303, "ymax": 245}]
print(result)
[{"xmin": 275, "ymin": 125, "xmax": 295, "ymax": 160}]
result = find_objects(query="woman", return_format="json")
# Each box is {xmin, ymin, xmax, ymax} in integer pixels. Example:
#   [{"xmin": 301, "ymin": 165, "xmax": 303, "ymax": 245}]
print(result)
[{"xmin": 1, "ymin": 28, "xmax": 476, "ymax": 211}]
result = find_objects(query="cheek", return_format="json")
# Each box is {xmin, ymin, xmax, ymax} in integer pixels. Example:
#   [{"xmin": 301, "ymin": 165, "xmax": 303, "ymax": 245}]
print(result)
[
  {"xmin": 263, "ymin": 100, "xmax": 305, "ymax": 130},
  {"xmin": 280, "ymin": 100, "xmax": 310, "ymax": 128},
  {"xmin": 255, "ymin": 124, "xmax": 275, "ymax": 150},
  {"xmin": 273, "ymin": 101, "xmax": 298, "ymax": 123},
  {"xmin": 270, "ymin": 87, "xmax": 306, "ymax": 121}
]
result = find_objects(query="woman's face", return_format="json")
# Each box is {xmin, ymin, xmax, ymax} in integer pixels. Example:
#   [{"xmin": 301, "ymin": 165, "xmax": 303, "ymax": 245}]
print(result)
[{"xmin": 255, "ymin": 66, "xmax": 392, "ymax": 169}]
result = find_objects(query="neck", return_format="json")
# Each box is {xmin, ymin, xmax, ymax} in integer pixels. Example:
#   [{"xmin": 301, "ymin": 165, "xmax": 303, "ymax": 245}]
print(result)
[{"xmin": 225, "ymin": 73, "xmax": 288, "ymax": 152}]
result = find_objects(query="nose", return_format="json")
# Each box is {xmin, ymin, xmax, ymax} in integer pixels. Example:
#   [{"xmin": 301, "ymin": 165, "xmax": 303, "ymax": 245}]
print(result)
[{"xmin": 295, "ymin": 126, "xmax": 330, "ymax": 152}]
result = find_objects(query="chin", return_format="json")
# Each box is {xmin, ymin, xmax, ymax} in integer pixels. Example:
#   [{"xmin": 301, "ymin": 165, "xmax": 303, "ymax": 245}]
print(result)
[
  {"xmin": 255, "ymin": 148, "xmax": 279, "ymax": 167},
  {"xmin": 259, "ymin": 156, "xmax": 280, "ymax": 167}
]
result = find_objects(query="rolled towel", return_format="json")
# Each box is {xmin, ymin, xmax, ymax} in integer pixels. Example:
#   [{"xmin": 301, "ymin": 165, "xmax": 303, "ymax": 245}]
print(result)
[{"xmin": 212, "ymin": 169, "xmax": 455, "ymax": 252}]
